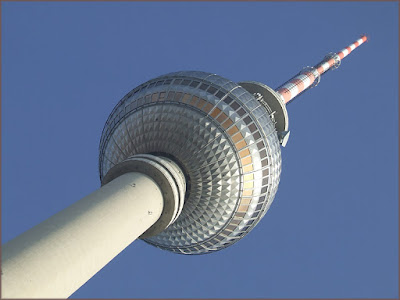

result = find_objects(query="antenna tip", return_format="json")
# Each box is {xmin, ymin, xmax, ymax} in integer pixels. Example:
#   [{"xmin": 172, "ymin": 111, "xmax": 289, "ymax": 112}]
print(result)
[{"xmin": 361, "ymin": 34, "xmax": 369, "ymax": 42}]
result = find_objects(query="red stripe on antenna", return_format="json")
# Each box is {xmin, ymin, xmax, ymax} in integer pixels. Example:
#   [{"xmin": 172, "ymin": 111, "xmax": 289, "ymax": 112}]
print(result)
[
  {"xmin": 291, "ymin": 78, "xmax": 304, "ymax": 91},
  {"xmin": 304, "ymin": 72, "xmax": 315, "ymax": 81}
]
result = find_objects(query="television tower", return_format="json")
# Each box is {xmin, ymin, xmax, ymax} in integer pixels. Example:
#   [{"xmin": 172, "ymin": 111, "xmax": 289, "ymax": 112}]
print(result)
[{"xmin": 1, "ymin": 35, "xmax": 367, "ymax": 298}]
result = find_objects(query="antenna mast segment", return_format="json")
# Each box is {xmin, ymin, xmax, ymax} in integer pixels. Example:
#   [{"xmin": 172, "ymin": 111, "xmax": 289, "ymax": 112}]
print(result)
[{"xmin": 275, "ymin": 35, "xmax": 368, "ymax": 104}]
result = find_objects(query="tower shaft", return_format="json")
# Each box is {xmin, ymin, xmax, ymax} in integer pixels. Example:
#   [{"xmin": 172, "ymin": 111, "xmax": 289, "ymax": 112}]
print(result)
[{"xmin": 2, "ymin": 172, "xmax": 163, "ymax": 298}]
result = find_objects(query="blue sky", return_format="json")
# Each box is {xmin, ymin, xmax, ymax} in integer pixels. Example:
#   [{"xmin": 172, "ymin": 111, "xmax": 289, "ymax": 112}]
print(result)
[{"xmin": 1, "ymin": 1, "xmax": 398, "ymax": 298}]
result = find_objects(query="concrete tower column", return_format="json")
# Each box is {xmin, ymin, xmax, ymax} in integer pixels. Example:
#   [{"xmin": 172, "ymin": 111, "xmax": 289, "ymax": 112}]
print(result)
[{"xmin": 1, "ymin": 155, "xmax": 185, "ymax": 298}]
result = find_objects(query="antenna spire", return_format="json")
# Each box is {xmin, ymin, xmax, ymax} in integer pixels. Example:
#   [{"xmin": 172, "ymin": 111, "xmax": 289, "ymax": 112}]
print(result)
[{"xmin": 276, "ymin": 35, "xmax": 368, "ymax": 104}]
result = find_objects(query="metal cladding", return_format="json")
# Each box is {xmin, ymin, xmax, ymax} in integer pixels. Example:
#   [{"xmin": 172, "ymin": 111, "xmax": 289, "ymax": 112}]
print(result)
[
  {"xmin": 99, "ymin": 71, "xmax": 281, "ymax": 254},
  {"xmin": 276, "ymin": 35, "xmax": 368, "ymax": 104}
]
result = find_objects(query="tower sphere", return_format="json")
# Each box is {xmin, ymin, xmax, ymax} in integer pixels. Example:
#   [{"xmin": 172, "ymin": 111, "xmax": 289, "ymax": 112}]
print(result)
[{"xmin": 99, "ymin": 71, "xmax": 285, "ymax": 254}]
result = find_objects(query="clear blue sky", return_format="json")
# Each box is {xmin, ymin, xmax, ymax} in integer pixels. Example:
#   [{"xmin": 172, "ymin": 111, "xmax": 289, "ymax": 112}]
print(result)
[{"xmin": 2, "ymin": 1, "xmax": 398, "ymax": 298}]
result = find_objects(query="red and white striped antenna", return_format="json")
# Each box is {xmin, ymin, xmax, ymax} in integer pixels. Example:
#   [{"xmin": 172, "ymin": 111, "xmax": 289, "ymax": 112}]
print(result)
[{"xmin": 276, "ymin": 35, "xmax": 368, "ymax": 105}]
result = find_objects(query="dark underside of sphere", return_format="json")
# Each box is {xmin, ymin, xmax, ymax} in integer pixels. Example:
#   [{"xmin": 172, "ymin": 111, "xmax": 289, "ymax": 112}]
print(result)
[{"xmin": 99, "ymin": 71, "xmax": 282, "ymax": 254}]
